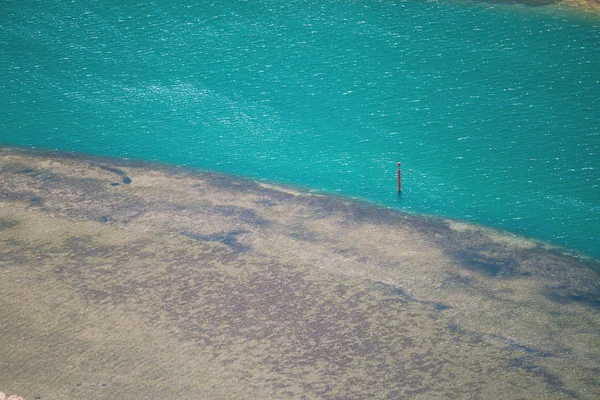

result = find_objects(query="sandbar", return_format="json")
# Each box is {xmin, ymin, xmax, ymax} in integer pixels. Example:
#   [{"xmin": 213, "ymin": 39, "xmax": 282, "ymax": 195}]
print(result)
[{"xmin": 0, "ymin": 146, "xmax": 598, "ymax": 399}]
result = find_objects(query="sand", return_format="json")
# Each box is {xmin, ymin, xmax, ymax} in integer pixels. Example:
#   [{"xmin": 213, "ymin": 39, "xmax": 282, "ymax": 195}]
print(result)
[
  {"xmin": 0, "ymin": 146, "xmax": 599, "ymax": 399},
  {"xmin": 549, "ymin": 0, "xmax": 600, "ymax": 14},
  {"xmin": 457, "ymin": 0, "xmax": 600, "ymax": 16}
]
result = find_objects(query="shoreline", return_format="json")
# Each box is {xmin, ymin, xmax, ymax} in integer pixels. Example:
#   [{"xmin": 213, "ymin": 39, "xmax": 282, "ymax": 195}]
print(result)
[
  {"xmin": 5, "ymin": 144, "xmax": 596, "ymax": 264},
  {"xmin": 551, "ymin": 0, "xmax": 600, "ymax": 15},
  {"xmin": 1, "ymin": 146, "xmax": 599, "ymax": 399},
  {"xmin": 465, "ymin": 0, "xmax": 600, "ymax": 16}
]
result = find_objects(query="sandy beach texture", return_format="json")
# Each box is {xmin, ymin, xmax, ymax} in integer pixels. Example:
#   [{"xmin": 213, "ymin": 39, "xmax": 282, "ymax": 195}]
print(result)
[{"xmin": 0, "ymin": 146, "xmax": 599, "ymax": 399}]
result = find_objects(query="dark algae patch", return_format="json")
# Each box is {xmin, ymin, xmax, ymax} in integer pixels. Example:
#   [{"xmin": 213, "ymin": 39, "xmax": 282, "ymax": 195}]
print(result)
[
  {"xmin": 1, "ymin": 146, "xmax": 599, "ymax": 399},
  {"xmin": 181, "ymin": 230, "xmax": 251, "ymax": 253},
  {"xmin": 98, "ymin": 164, "xmax": 132, "ymax": 185},
  {"xmin": 98, "ymin": 165, "xmax": 127, "ymax": 176}
]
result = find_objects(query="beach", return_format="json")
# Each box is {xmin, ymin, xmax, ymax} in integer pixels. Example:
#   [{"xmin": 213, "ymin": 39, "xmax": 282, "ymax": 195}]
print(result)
[{"xmin": 0, "ymin": 146, "xmax": 598, "ymax": 399}]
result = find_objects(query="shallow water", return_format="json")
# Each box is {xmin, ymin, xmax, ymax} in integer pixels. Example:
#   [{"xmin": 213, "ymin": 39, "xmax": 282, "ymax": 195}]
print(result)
[
  {"xmin": 1, "ymin": 148, "xmax": 599, "ymax": 399},
  {"xmin": 1, "ymin": 0, "xmax": 599, "ymax": 259}
]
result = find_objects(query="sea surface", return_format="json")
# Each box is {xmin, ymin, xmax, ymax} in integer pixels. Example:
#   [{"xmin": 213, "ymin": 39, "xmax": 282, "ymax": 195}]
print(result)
[{"xmin": 1, "ymin": 0, "xmax": 599, "ymax": 260}]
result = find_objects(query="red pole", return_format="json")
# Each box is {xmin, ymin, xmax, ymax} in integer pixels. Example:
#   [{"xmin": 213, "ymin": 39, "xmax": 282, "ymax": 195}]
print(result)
[{"xmin": 397, "ymin": 162, "xmax": 401, "ymax": 193}]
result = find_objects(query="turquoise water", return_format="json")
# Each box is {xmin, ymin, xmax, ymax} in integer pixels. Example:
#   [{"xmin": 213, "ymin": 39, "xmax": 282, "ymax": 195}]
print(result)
[{"xmin": 1, "ymin": 0, "xmax": 599, "ymax": 259}]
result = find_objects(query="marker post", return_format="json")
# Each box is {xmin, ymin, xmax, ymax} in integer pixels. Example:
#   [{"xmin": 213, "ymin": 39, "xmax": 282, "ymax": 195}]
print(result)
[{"xmin": 397, "ymin": 162, "xmax": 401, "ymax": 194}]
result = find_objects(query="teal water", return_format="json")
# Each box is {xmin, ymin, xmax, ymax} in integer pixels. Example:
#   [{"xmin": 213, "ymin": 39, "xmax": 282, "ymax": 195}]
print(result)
[{"xmin": 1, "ymin": 0, "xmax": 599, "ymax": 259}]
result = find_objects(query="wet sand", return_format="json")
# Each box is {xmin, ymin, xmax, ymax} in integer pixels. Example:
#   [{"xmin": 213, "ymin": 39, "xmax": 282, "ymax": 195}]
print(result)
[{"xmin": 0, "ymin": 146, "xmax": 599, "ymax": 399}]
